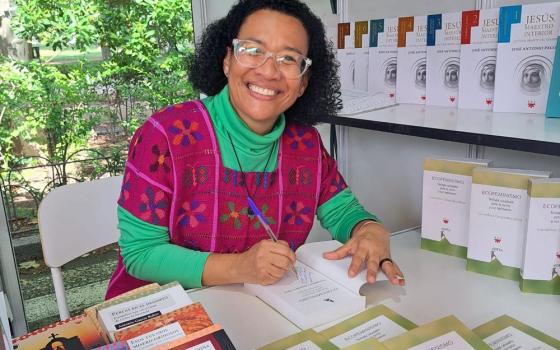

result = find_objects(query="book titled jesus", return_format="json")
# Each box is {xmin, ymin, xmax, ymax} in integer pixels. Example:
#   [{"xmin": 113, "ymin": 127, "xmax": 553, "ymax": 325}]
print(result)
[
  {"xmin": 520, "ymin": 178, "xmax": 560, "ymax": 295},
  {"xmin": 421, "ymin": 157, "xmax": 492, "ymax": 258},
  {"xmin": 244, "ymin": 240, "xmax": 389, "ymax": 330},
  {"xmin": 396, "ymin": 16, "xmax": 428, "ymax": 104},
  {"xmin": 458, "ymin": 8, "xmax": 500, "ymax": 110},
  {"xmin": 493, "ymin": 3, "xmax": 560, "ymax": 113},
  {"xmin": 426, "ymin": 12, "xmax": 461, "ymax": 107},
  {"xmin": 467, "ymin": 167, "xmax": 551, "ymax": 281},
  {"xmin": 368, "ymin": 17, "xmax": 398, "ymax": 101}
]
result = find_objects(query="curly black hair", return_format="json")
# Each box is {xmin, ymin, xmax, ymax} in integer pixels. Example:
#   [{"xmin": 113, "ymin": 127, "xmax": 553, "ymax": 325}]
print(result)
[{"xmin": 188, "ymin": 0, "xmax": 342, "ymax": 125}]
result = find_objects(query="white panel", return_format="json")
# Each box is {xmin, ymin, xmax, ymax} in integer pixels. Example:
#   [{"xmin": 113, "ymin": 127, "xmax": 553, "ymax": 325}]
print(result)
[
  {"xmin": 495, "ymin": 0, "xmax": 560, "ymax": 5},
  {"xmin": 347, "ymin": 0, "xmax": 476, "ymax": 20},
  {"xmin": 482, "ymin": 147, "xmax": 560, "ymax": 176}
]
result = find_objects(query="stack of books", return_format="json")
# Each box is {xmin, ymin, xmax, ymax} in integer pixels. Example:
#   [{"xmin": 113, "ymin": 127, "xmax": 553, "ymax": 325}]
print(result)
[{"xmin": 11, "ymin": 282, "xmax": 236, "ymax": 350}]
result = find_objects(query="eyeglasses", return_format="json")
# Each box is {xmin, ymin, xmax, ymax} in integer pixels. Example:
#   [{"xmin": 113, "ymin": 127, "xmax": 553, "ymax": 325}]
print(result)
[{"xmin": 232, "ymin": 38, "xmax": 312, "ymax": 79}]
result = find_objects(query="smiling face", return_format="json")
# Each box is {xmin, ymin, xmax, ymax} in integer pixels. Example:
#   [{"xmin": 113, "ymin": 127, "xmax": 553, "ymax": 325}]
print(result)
[{"xmin": 223, "ymin": 9, "xmax": 309, "ymax": 134}]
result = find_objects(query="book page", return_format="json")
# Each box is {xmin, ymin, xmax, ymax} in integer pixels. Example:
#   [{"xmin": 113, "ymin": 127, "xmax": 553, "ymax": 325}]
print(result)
[{"xmin": 296, "ymin": 240, "xmax": 387, "ymax": 295}]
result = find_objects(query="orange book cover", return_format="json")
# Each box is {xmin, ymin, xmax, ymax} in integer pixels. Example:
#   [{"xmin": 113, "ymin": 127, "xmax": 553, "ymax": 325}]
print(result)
[
  {"xmin": 113, "ymin": 303, "xmax": 212, "ymax": 342},
  {"xmin": 12, "ymin": 314, "xmax": 107, "ymax": 350}
]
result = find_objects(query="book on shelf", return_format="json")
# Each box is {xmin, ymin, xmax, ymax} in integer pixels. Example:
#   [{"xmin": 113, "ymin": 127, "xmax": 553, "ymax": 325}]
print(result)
[
  {"xmin": 458, "ymin": 8, "xmax": 500, "ymax": 111},
  {"xmin": 396, "ymin": 16, "xmax": 427, "ymax": 104},
  {"xmin": 161, "ymin": 324, "xmax": 236, "ymax": 350},
  {"xmin": 12, "ymin": 314, "xmax": 107, "ymax": 350},
  {"xmin": 337, "ymin": 22, "xmax": 357, "ymax": 91},
  {"xmin": 368, "ymin": 17, "xmax": 398, "ymax": 101},
  {"xmin": 473, "ymin": 315, "xmax": 560, "ymax": 349},
  {"xmin": 257, "ymin": 329, "xmax": 338, "ymax": 350},
  {"xmin": 520, "ymin": 178, "xmax": 560, "ymax": 294},
  {"xmin": 96, "ymin": 282, "xmax": 194, "ymax": 341},
  {"xmin": 382, "ymin": 316, "xmax": 491, "ymax": 350},
  {"xmin": 244, "ymin": 240, "xmax": 388, "ymax": 330},
  {"xmin": 113, "ymin": 302, "xmax": 213, "ymax": 346},
  {"xmin": 421, "ymin": 157, "xmax": 492, "ymax": 258},
  {"xmin": 546, "ymin": 30, "xmax": 560, "ymax": 117},
  {"xmin": 493, "ymin": 3, "xmax": 560, "ymax": 114},
  {"xmin": 353, "ymin": 20, "xmax": 370, "ymax": 92},
  {"xmin": 466, "ymin": 167, "xmax": 551, "ymax": 281},
  {"xmin": 426, "ymin": 12, "xmax": 461, "ymax": 107},
  {"xmin": 316, "ymin": 304, "xmax": 417, "ymax": 349}
]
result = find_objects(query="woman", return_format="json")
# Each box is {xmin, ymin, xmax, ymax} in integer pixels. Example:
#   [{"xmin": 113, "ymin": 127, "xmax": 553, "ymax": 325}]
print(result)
[{"xmin": 106, "ymin": 0, "xmax": 404, "ymax": 299}]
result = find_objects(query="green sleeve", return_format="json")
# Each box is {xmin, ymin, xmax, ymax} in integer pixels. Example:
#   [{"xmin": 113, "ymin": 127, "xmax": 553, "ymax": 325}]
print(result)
[
  {"xmin": 317, "ymin": 188, "xmax": 380, "ymax": 243},
  {"xmin": 117, "ymin": 206, "xmax": 210, "ymax": 288}
]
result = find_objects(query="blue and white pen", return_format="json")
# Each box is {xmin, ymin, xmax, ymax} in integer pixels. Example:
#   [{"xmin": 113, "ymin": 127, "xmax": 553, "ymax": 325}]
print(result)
[{"xmin": 247, "ymin": 196, "xmax": 299, "ymax": 278}]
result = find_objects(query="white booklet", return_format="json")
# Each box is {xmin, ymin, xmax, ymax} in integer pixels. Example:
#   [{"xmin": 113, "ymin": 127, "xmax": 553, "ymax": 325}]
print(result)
[
  {"xmin": 396, "ymin": 16, "xmax": 428, "ymax": 104},
  {"xmin": 244, "ymin": 240, "xmax": 388, "ymax": 330},
  {"xmin": 368, "ymin": 17, "xmax": 398, "ymax": 101}
]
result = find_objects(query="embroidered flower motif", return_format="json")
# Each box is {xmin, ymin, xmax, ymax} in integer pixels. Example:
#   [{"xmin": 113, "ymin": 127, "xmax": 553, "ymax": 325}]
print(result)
[
  {"xmin": 139, "ymin": 187, "xmax": 168, "ymax": 225},
  {"xmin": 169, "ymin": 119, "xmax": 203, "ymax": 146},
  {"xmin": 250, "ymin": 203, "xmax": 276, "ymax": 229},
  {"xmin": 220, "ymin": 202, "xmax": 248, "ymax": 229},
  {"xmin": 149, "ymin": 145, "xmax": 171, "ymax": 173},
  {"xmin": 131, "ymin": 134, "xmax": 143, "ymax": 159},
  {"xmin": 329, "ymin": 173, "xmax": 345, "ymax": 194},
  {"xmin": 178, "ymin": 200, "xmax": 207, "ymax": 228},
  {"xmin": 284, "ymin": 201, "xmax": 312, "ymax": 225},
  {"xmin": 118, "ymin": 171, "xmax": 132, "ymax": 205},
  {"xmin": 286, "ymin": 126, "xmax": 314, "ymax": 150}
]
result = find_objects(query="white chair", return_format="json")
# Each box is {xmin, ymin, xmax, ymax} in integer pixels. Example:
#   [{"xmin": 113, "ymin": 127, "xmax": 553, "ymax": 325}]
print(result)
[{"xmin": 38, "ymin": 176, "xmax": 122, "ymax": 320}]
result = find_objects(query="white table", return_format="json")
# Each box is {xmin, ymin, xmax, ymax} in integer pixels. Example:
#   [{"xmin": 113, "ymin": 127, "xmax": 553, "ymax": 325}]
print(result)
[{"xmin": 189, "ymin": 229, "xmax": 559, "ymax": 349}]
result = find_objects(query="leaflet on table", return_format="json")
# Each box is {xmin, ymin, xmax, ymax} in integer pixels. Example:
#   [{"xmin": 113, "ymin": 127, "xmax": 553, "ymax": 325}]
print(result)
[
  {"xmin": 368, "ymin": 17, "xmax": 398, "ymax": 101},
  {"xmin": 396, "ymin": 16, "xmax": 427, "ymax": 104},
  {"xmin": 467, "ymin": 168, "xmax": 551, "ymax": 281},
  {"xmin": 316, "ymin": 305, "xmax": 416, "ymax": 349},
  {"xmin": 520, "ymin": 178, "xmax": 560, "ymax": 294},
  {"xmin": 383, "ymin": 316, "xmax": 491, "ymax": 350},
  {"xmin": 338, "ymin": 22, "xmax": 370, "ymax": 92},
  {"xmin": 458, "ymin": 8, "xmax": 499, "ymax": 110},
  {"xmin": 546, "ymin": 32, "xmax": 560, "ymax": 117},
  {"xmin": 493, "ymin": 3, "xmax": 560, "ymax": 113},
  {"xmin": 244, "ymin": 240, "xmax": 389, "ymax": 329},
  {"xmin": 257, "ymin": 329, "xmax": 338, "ymax": 350},
  {"xmin": 421, "ymin": 157, "xmax": 492, "ymax": 258},
  {"xmin": 473, "ymin": 315, "xmax": 560, "ymax": 350},
  {"xmin": 426, "ymin": 12, "xmax": 461, "ymax": 107}
]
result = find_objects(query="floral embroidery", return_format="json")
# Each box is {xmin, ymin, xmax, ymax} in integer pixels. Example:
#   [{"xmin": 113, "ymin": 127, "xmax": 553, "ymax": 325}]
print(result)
[
  {"xmin": 284, "ymin": 201, "xmax": 312, "ymax": 225},
  {"xmin": 118, "ymin": 171, "xmax": 132, "ymax": 205},
  {"xmin": 219, "ymin": 202, "xmax": 248, "ymax": 229},
  {"xmin": 169, "ymin": 119, "xmax": 203, "ymax": 146},
  {"xmin": 131, "ymin": 134, "xmax": 143, "ymax": 159},
  {"xmin": 139, "ymin": 187, "xmax": 168, "ymax": 225},
  {"xmin": 184, "ymin": 165, "xmax": 208, "ymax": 187},
  {"xmin": 178, "ymin": 200, "xmax": 207, "ymax": 228},
  {"xmin": 223, "ymin": 169, "xmax": 246, "ymax": 187},
  {"xmin": 149, "ymin": 145, "xmax": 171, "ymax": 173},
  {"xmin": 288, "ymin": 166, "xmax": 312, "ymax": 186},
  {"xmin": 255, "ymin": 172, "xmax": 274, "ymax": 189},
  {"xmin": 286, "ymin": 126, "xmax": 314, "ymax": 150},
  {"xmin": 250, "ymin": 203, "xmax": 276, "ymax": 229},
  {"xmin": 329, "ymin": 173, "xmax": 345, "ymax": 194}
]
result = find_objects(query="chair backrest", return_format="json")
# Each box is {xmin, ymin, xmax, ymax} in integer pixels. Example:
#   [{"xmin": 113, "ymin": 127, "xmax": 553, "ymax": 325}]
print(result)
[{"xmin": 38, "ymin": 176, "xmax": 122, "ymax": 319}]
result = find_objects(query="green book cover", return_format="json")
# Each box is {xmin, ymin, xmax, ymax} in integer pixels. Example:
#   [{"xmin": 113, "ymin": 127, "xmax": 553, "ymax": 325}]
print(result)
[
  {"xmin": 257, "ymin": 329, "xmax": 338, "ymax": 350},
  {"xmin": 546, "ymin": 36, "xmax": 560, "ymax": 117},
  {"xmin": 473, "ymin": 315, "xmax": 560, "ymax": 349},
  {"xmin": 383, "ymin": 316, "xmax": 491, "ymax": 350},
  {"xmin": 318, "ymin": 305, "xmax": 416, "ymax": 348}
]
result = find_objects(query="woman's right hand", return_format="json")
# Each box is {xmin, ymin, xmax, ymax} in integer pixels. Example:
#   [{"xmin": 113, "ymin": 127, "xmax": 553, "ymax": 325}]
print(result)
[{"xmin": 237, "ymin": 239, "xmax": 296, "ymax": 285}]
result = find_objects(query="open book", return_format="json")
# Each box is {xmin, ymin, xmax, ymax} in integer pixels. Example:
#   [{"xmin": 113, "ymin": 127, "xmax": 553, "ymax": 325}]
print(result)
[{"xmin": 244, "ymin": 240, "xmax": 388, "ymax": 329}]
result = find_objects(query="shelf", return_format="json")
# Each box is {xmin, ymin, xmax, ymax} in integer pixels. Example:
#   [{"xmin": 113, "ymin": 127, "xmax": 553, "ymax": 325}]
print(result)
[{"xmin": 318, "ymin": 104, "xmax": 560, "ymax": 156}]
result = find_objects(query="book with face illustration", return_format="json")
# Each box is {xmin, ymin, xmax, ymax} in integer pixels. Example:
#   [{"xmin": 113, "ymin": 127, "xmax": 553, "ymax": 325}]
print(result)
[
  {"xmin": 458, "ymin": 8, "xmax": 500, "ymax": 110},
  {"xmin": 493, "ymin": 3, "xmax": 560, "ymax": 113},
  {"xmin": 244, "ymin": 240, "xmax": 389, "ymax": 330},
  {"xmin": 368, "ymin": 18, "xmax": 398, "ymax": 101},
  {"xmin": 396, "ymin": 16, "xmax": 428, "ymax": 104}
]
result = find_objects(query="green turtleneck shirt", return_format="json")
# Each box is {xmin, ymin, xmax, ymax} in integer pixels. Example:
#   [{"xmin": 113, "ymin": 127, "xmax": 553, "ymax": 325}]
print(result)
[{"xmin": 118, "ymin": 86, "xmax": 378, "ymax": 288}]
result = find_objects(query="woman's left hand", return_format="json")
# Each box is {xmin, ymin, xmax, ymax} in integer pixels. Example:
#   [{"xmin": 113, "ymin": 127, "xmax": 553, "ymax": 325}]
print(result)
[{"xmin": 323, "ymin": 221, "xmax": 405, "ymax": 286}]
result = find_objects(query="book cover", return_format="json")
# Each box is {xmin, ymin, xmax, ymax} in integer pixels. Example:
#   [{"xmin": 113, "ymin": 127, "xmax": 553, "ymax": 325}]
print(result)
[
  {"xmin": 367, "ymin": 18, "xmax": 398, "ymax": 101},
  {"xmin": 92, "ymin": 342, "xmax": 129, "ymax": 350},
  {"xmin": 114, "ymin": 302, "xmax": 213, "ymax": 343},
  {"xmin": 396, "ymin": 16, "xmax": 427, "ymax": 104},
  {"xmin": 97, "ymin": 282, "xmax": 193, "ymax": 340},
  {"xmin": 421, "ymin": 157, "xmax": 492, "ymax": 258},
  {"xmin": 338, "ymin": 22, "xmax": 357, "ymax": 91},
  {"xmin": 383, "ymin": 316, "xmax": 491, "ymax": 350},
  {"xmin": 546, "ymin": 34, "xmax": 560, "ymax": 117},
  {"xmin": 317, "ymin": 305, "xmax": 416, "ymax": 348},
  {"xmin": 354, "ymin": 21, "xmax": 370, "ymax": 92},
  {"xmin": 473, "ymin": 315, "xmax": 560, "ymax": 349},
  {"xmin": 257, "ymin": 329, "xmax": 337, "ymax": 350},
  {"xmin": 426, "ymin": 12, "xmax": 461, "ymax": 107},
  {"xmin": 341, "ymin": 338, "xmax": 387, "ymax": 350},
  {"xmin": 493, "ymin": 3, "xmax": 560, "ymax": 113},
  {"xmin": 12, "ymin": 314, "xmax": 107, "ymax": 350},
  {"xmin": 244, "ymin": 240, "xmax": 389, "ymax": 330},
  {"xmin": 466, "ymin": 168, "xmax": 551, "ymax": 281},
  {"xmin": 160, "ymin": 325, "xmax": 236, "ymax": 350},
  {"xmin": 458, "ymin": 9, "xmax": 500, "ymax": 110},
  {"xmin": 520, "ymin": 178, "xmax": 560, "ymax": 294}
]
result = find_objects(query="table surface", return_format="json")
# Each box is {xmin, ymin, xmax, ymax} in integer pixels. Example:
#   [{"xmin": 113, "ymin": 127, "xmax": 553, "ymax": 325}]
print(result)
[{"xmin": 189, "ymin": 229, "xmax": 560, "ymax": 349}]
